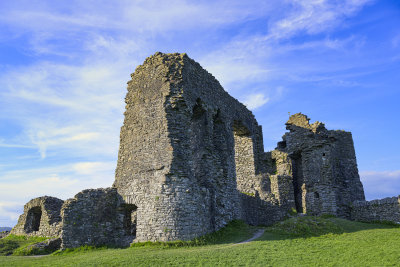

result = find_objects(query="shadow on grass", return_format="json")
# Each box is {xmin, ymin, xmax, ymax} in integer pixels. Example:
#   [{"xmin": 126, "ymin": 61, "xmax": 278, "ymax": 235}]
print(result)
[
  {"xmin": 258, "ymin": 216, "xmax": 400, "ymax": 241},
  {"xmin": 53, "ymin": 220, "xmax": 257, "ymax": 255}
]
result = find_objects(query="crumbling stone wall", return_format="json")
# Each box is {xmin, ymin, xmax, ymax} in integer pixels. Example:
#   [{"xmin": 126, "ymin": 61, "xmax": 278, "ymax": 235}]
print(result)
[
  {"xmin": 11, "ymin": 196, "xmax": 63, "ymax": 237},
  {"xmin": 269, "ymin": 150, "xmax": 295, "ymax": 208},
  {"xmin": 351, "ymin": 196, "xmax": 400, "ymax": 223},
  {"xmin": 113, "ymin": 52, "xmax": 288, "ymax": 242},
  {"xmin": 61, "ymin": 188, "xmax": 135, "ymax": 249},
  {"xmin": 273, "ymin": 113, "xmax": 365, "ymax": 218}
]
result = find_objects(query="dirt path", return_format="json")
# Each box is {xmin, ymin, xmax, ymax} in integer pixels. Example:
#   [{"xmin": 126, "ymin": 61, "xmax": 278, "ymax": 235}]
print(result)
[{"xmin": 236, "ymin": 229, "xmax": 265, "ymax": 245}]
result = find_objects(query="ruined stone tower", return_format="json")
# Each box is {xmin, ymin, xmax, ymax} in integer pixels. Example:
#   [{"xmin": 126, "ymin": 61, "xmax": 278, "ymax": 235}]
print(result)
[{"xmin": 113, "ymin": 52, "xmax": 277, "ymax": 241}]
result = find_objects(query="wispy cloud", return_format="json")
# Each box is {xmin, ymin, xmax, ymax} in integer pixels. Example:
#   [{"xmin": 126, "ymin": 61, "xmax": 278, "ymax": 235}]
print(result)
[
  {"xmin": 0, "ymin": 60, "xmax": 128, "ymax": 159},
  {"xmin": 267, "ymin": 0, "xmax": 373, "ymax": 40},
  {"xmin": 0, "ymin": 161, "xmax": 115, "ymax": 225},
  {"xmin": 243, "ymin": 93, "xmax": 270, "ymax": 110}
]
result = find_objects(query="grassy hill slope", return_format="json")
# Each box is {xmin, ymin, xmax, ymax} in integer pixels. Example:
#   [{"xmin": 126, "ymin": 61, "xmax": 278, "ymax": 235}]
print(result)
[{"xmin": 1, "ymin": 217, "xmax": 399, "ymax": 266}]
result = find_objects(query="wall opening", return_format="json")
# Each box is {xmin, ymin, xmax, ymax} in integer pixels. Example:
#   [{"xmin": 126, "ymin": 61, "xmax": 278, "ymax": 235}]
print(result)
[
  {"xmin": 291, "ymin": 153, "xmax": 304, "ymax": 213},
  {"xmin": 212, "ymin": 110, "xmax": 228, "ymax": 180},
  {"xmin": 233, "ymin": 120, "xmax": 256, "ymax": 193},
  {"xmin": 122, "ymin": 204, "xmax": 137, "ymax": 236},
  {"xmin": 277, "ymin": 141, "xmax": 287, "ymax": 149},
  {"xmin": 191, "ymin": 98, "xmax": 208, "ymax": 186},
  {"xmin": 270, "ymin": 158, "xmax": 277, "ymax": 174},
  {"xmin": 24, "ymin": 206, "xmax": 42, "ymax": 233},
  {"xmin": 314, "ymin": 192, "xmax": 320, "ymax": 199}
]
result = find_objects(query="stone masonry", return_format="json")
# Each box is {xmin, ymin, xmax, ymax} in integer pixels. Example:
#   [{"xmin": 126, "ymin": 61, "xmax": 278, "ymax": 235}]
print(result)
[
  {"xmin": 113, "ymin": 52, "xmax": 291, "ymax": 242},
  {"xmin": 351, "ymin": 196, "xmax": 400, "ymax": 223},
  {"xmin": 11, "ymin": 196, "xmax": 63, "ymax": 237},
  {"xmin": 60, "ymin": 188, "xmax": 135, "ymax": 249},
  {"xmin": 11, "ymin": 52, "xmax": 400, "ymax": 248},
  {"xmin": 273, "ymin": 113, "xmax": 366, "ymax": 218}
]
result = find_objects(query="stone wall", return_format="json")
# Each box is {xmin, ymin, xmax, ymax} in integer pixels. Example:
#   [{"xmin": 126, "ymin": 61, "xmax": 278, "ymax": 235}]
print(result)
[
  {"xmin": 61, "ymin": 188, "xmax": 135, "ymax": 249},
  {"xmin": 351, "ymin": 196, "xmax": 400, "ymax": 223},
  {"xmin": 10, "ymin": 196, "xmax": 63, "ymax": 237},
  {"xmin": 275, "ymin": 113, "xmax": 365, "ymax": 218},
  {"xmin": 113, "ymin": 52, "xmax": 289, "ymax": 241}
]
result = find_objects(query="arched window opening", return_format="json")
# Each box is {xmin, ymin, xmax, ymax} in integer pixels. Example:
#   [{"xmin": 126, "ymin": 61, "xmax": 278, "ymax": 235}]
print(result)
[{"xmin": 24, "ymin": 206, "xmax": 42, "ymax": 233}]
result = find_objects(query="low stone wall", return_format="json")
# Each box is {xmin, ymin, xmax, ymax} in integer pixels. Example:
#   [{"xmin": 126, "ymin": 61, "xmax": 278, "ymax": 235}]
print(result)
[
  {"xmin": 10, "ymin": 196, "xmax": 64, "ymax": 237},
  {"xmin": 240, "ymin": 194, "xmax": 287, "ymax": 226},
  {"xmin": 351, "ymin": 196, "xmax": 400, "ymax": 223},
  {"xmin": 61, "ymin": 188, "xmax": 135, "ymax": 249}
]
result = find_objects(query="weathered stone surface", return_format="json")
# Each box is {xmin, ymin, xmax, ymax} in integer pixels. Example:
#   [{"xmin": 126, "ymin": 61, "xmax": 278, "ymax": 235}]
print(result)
[
  {"xmin": 351, "ymin": 196, "xmax": 400, "ymax": 223},
  {"xmin": 274, "ymin": 113, "xmax": 365, "ymax": 218},
  {"xmin": 113, "ymin": 52, "xmax": 289, "ymax": 242},
  {"xmin": 60, "ymin": 188, "xmax": 135, "ymax": 249},
  {"xmin": 10, "ymin": 196, "xmax": 63, "ymax": 237}
]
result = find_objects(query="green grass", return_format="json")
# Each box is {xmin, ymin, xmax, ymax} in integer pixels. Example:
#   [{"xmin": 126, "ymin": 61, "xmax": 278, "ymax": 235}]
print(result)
[
  {"xmin": 0, "ymin": 235, "xmax": 48, "ymax": 256},
  {"xmin": 266, "ymin": 216, "xmax": 344, "ymax": 237},
  {"xmin": 1, "ymin": 217, "xmax": 399, "ymax": 266},
  {"xmin": 130, "ymin": 220, "xmax": 255, "ymax": 248}
]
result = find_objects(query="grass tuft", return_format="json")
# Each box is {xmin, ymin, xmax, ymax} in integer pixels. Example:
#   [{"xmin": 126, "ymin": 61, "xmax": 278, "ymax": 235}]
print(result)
[{"xmin": 0, "ymin": 235, "xmax": 48, "ymax": 256}]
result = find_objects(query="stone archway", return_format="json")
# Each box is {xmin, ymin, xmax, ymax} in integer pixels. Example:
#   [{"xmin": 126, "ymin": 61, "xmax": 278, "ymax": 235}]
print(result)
[{"xmin": 24, "ymin": 206, "xmax": 42, "ymax": 233}]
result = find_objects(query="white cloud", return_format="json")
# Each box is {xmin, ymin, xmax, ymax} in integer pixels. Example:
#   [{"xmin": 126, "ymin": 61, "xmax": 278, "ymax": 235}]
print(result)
[
  {"xmin": 267, "ymin": 0, "xmax": 372, "ymax": 40},
  {"xmin": 0, "ymin": 60, "xmax": 128, "ymax": 159},
  {"xmin": 392, "ymin": 33, "xmax": 400, "ymax": 48},
  {"xmin": 0, "ymin": 138, "xmax": 35, "ymax": 149},
  {"xmin": 0, "ymin": 201, "xmax": 22, "ymax": 226},
  {"xmin": 360, "ymin": 170, "xmax": 400, "ymax": 200},
  {"xmin": 0, "ymin": 161, "xmax": 115, "ymax": 226},
  {"xmin": 242, "ymin": 93, "xmax": 270, "ymax": 110}
]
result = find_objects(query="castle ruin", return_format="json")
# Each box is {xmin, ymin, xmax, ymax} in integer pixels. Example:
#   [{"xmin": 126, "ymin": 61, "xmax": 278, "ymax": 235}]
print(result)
[{"xmin": 10, "ymin": 52, "xmax": 400, "ymax": 248}]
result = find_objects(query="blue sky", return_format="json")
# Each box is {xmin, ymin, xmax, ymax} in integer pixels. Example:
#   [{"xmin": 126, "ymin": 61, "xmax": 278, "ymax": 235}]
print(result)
[{"xmin": 0, "ymin": 0, "xmax": 399, "ymax": 227}]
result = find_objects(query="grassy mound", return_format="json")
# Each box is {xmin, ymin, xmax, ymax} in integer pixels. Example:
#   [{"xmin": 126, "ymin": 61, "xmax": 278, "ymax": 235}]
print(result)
[{"xmin": 0, "ymin": 235, "xmax": 48, "ymax": 256}]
